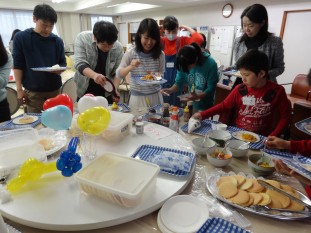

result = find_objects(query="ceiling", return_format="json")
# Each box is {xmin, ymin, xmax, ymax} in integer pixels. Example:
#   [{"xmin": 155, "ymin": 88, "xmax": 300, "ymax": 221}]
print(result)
[{"xmin": 0, "ymin": 0, "xmax": 229, "ymax": 15}]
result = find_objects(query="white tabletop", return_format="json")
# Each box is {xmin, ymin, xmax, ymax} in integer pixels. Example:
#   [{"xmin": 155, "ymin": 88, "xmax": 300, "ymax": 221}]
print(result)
[{"xmin": 0, "ymin": 123, "xmax": 195, "ymax": 231}]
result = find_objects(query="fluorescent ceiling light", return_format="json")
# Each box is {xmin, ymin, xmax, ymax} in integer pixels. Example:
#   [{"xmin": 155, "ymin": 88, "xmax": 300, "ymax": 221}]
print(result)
[
  {"xmin": 52, "ymin": 0, "xmax": 66, "ymax": 3},
  {"xmin": 115, "ymin": 2, "xmax": 159, "ymax": 12}
]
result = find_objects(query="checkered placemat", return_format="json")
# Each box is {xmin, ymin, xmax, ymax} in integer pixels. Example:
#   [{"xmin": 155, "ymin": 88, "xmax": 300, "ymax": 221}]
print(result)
[
  {"xmin": 108, "ymin": 103, "xmax": 131, "ymax": 113},
  {"xmin": 0, "ymin": 113, "xmax": 41, "ymax": 131},
  {"xmin": 197, "ymin": 217, "xmax": 250, "ymax": 233}
]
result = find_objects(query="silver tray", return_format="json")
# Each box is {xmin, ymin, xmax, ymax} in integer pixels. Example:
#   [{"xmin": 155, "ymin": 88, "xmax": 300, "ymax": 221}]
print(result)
[{"xmin": 206, "ymin": 172, "xmax": 311, "ymax": 220}]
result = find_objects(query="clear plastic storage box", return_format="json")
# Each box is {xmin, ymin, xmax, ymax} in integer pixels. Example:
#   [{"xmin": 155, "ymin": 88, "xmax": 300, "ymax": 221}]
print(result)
[
  {"xmin": 0, "ymin": 128, "xmax": 46, "ymax": 178},
  {"xmin": 75, "ymin": 153, "xmax": 160, "ymax": 207},
  {"xmin": 101, "ymin": 111, "xmax": 134, "ymax": 142}
]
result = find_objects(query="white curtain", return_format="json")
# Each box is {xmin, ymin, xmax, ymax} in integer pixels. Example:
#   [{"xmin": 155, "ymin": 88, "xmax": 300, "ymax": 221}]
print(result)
[
  {"xmin": 90, "ymin": 15, "xmax": 113, "ymax": 29},
  {"xmin": 0, "ymin": 9, "xmax": 59, "ymax": 48}
]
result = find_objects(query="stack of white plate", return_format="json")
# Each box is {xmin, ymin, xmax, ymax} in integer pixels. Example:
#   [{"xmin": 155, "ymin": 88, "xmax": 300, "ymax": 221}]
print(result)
[{"xmin": 157, "ymin": 195, "xmax": 209, "ymax": 233}]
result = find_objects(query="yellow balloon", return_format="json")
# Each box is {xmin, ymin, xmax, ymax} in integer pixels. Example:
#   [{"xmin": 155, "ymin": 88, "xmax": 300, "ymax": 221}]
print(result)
[
  {"xmin": 77, "ymin": 106, "xmax": 111, "ymax": 135},
  {"xmin": 6, "ymin": 158, "xmax": 57, "ymax": 193}
]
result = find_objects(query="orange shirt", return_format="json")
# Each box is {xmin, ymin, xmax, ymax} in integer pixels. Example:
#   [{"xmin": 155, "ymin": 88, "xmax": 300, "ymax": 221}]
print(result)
[{"xmin": 161, "ymin": 32, "xmax": 203, "ymax": 56}]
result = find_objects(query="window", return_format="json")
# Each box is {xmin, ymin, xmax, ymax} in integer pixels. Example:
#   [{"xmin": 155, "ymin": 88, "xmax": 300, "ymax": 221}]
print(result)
[
  {"xmin": 0, "ymin": 9, "xmax": 58, "ymax": 48},
  {"xmin": 91, "ymin": 15, "xmax": 113, "ymax": 29}
]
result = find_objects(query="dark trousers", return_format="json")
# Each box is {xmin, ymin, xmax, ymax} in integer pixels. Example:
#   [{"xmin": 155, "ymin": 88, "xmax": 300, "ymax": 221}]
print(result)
[{"xmin": 0, "ymin": 98, "xmax": 11, "ymax": 123}]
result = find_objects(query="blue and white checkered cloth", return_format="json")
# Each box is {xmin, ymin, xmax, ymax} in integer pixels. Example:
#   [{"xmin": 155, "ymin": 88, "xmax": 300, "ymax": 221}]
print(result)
[
  {"xmin": 0, "ymin": 113, "xmax": 41, "ymax": 131},
  {"xmin": 197, "ymin": 217, "xmax": 250, "ymax": 233}
]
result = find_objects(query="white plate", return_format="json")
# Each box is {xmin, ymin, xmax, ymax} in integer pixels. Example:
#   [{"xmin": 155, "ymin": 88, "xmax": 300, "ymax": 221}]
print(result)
[
  {"xmin": 157, "ymin": 209, "xmax": 174, "ymax": 233},
  {"xmin": 12, "ymin": 115, "xmax": 39, "ymax": 125},
  {"xmin": 31, "ymin": 67, "xmax": 69, "ymax": 72},
  {"xmin": 160, "ymin": 195, "xmax": 209, "ymax": 233},
  {"xmin": 304, "ymin": 123, "xmax": 311, "ymax": 134},
  {"xmin": 108, "ymin": 106, "xmax": 123, "ymax": 112},
  {"xmin": 232, "ymin": 131, "xmax": 260, "ymax": 143},
  {"xmin": 37, "ymin": 128, "xmax": 67, "ymax": 156}
]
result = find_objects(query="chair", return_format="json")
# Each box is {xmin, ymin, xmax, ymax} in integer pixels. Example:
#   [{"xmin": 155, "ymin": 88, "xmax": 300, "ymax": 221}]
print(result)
[
  {"xmin": 289, "ymin": 101, "xmax": 311, "ymax": 140},
  {"xmin": 118, "ymin": 76, "xmax": 130, "ymax": 104},
  {"xmin": 281, "ymin": 74, "xmax": 311, "ymax": 108},
  {"xmin": 61, "ymin": 77, "xmax": 77, "ymax": 102},
  {"xmin": 5, "ymin": 86, "xmax": 20, "ymax": 115}
]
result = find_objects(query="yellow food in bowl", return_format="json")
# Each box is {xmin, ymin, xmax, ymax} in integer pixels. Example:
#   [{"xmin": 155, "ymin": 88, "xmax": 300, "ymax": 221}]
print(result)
[
  {"xmin": 141, "ymin": 74, "xmax": 155, "ymax": 81},
  {"xmin": 241, "ymin": 133, "xmax": 257, "ymax": 142},
  {"xmin": 211, "ymin": 149, "xmax": 231, "ymax": 160}
]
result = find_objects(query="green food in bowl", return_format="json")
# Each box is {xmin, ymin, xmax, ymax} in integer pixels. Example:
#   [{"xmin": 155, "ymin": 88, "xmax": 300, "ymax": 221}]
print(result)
[{"xmin": 208, "ymin": 130, "xmax": 231, "ymax": 147}]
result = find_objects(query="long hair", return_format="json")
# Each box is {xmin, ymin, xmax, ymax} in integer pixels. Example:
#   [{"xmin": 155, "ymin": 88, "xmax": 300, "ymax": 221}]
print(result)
[
  {"xmin": 0, "ymin": 35, "xmax": 8, "ymax": 67},
  {"xmin": 10, "ymin": 29, "xmax": 21, "ymax": 41},
  {"xmin": 176, "ymin": 42, "xmax": 204, "ymax": 73},
  {"xmin": 135, "ymin": 18, "xmax": 162, "ymax": 59},
  {"xmin": 239, "ymin": 4, "xmax": 271, "ymax": 43}
]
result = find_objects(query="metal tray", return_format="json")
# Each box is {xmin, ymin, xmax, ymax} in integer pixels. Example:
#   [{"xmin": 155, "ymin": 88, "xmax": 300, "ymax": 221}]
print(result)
[{"xmin": 206, "ymin": 172, "xmax": 311, "ymax": 220}]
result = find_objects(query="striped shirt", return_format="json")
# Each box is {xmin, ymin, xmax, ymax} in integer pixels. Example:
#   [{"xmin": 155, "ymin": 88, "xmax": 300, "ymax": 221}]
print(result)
[{"xmin": 116, "ymin": 48, "xmax": 165, "ymax": 95}]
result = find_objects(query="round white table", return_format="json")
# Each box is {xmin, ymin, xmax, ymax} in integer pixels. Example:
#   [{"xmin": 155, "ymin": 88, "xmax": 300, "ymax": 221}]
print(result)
[{"xmin": 0, "ymin": 123, "xmax": 195, "ymax": 231}]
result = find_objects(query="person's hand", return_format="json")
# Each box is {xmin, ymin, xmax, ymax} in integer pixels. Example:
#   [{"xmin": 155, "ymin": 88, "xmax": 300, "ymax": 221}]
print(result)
[
  {"xmin": 17, "ymin": 89, "xmax": 28, "ymax": 104},
  {"xmin": 92, "ymin": 73, "xmax": 106, "ymax": 87},
  {"xmin": 274, "ymin": 159, "xmax": 311, "ymax": 186},
  {"xmin": 130, "ymin": 59, "xmax": 141, "ymax": 69},
  {"xmin": 179, "ymin": 25, "xmax": 191, "ymax": 31},
  {"xmin": 265, "ymin": 136, "xmax": 291, "ymax": 150},
  {"xmin": 160, "ymin": 88, "xmax": 172, "ymax": 96},
  {"xmin": 191, "ymin": 113, "xmax": 202, "ymax": 121}
]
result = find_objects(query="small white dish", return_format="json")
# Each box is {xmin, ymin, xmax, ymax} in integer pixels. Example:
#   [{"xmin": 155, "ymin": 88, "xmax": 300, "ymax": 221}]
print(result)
[
  {"xmin": 12, "ymin": 115, "xmax": 39, "ymax": 125},
  {"xmin": 160, "ymin": 195, "xmax": 209, "ymax": 233},
  {"xmin": 157, "ymin": 209, "xmax": 174, "ymax": 233},
  {"xmin": 108, "ymin": 105, "xmax": 124, "ymax": 112},
  {"xmin": 232, "ymin": 130, "xmax": 260, "ymax": 143}
]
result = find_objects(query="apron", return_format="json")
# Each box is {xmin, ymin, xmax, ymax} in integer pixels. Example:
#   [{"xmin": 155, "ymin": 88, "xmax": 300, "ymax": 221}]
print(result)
[{"xmin": 162, "ymin": 38, "xmax": 181, "ymax": 107}]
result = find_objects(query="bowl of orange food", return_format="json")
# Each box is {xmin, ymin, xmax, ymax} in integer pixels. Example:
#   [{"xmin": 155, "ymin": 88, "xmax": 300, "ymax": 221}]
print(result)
[
  {"xmin": 248, "ymin": 153, "xmax": 275, "ymax": 176},
  {"xmin": 206, "ymin": 147, "xmax": 232, "ymax": 167}
]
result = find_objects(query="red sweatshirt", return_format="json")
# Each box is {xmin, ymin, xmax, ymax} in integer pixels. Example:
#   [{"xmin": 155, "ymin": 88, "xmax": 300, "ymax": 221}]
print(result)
[
  {"xmin": 200, "ymin": 81, "xmax": 292, "ymax": 137},
  {"xmin": 161, "ymin": 32, "xmax": 203, "ymax": 56},
  {"xmin": 290, "ymin": 140, "xmax": 311, "ymax": 157}
]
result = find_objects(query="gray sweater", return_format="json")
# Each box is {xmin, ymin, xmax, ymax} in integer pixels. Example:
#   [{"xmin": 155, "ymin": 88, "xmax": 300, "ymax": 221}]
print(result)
[
  {"xmin": 0, "ymin": 52, "xmax": 13, "ymax": 102},
  {"xmin": 73, "ymin": 31, "xmax": 124, "ymax": 98},
  {"xmin": 233, "ymin": 35, "xmax": 285, "ymax": 83}
]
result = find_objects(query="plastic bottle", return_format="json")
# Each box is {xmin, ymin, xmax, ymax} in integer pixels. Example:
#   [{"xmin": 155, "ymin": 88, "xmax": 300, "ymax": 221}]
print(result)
[
  {"xmin": 162, "ymin": 103, "xmax": 170, "ymax": 118},
  {"xmin": 187, "ymin": 101, "xmax": 193, "ymax": 117},
  {"xmin": 169, "ymin": 106, "xmax": 179, "ymax": 132},
  {"xmin": 183, "ymin": 105, "xmax": 190, "ymax": 122}
]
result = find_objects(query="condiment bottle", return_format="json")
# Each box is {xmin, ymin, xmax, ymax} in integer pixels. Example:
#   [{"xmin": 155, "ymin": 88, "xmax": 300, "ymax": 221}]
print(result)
[
  {"xmin": 187, "ymin": 101, "xmax": 193, "ymax": 117},
  {"xmin": 169, "ymin": 106, "xmax": 179, "ymax": 132},
  {"xmin": 136, "ymin": 122, "xmax": 144, "ymax": 134},
  {"xmin": 183, "ymin": 105, "xmax": 190, "ymax": 122},
  {"xmin": 162, "ymin": 103, "xmax": 170, "ymax": 118}
]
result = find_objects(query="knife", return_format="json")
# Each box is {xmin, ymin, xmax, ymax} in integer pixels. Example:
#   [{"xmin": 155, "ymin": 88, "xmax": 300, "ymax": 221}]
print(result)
[{"xmin": 257, "ymin": 179, "xmax": 311, "ymax": 210}]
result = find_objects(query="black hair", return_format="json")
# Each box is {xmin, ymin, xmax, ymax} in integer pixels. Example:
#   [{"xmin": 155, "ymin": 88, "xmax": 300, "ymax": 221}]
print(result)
[
  {"xmin": 0, "ymin": 35, "xmax": 8, "ymax": 67},
  {"xmin": 239, "ymin": 4, "xmax": 271, "ymax": 43},
  {"xmin": 236, "ymin": 49, "xmax": 269, "ymax": 76},
  {"xmin": 33, "ymin": 4, "xmax": 57, "ymax": 24},
  {"xmin": 10, "ymin": 29, "xmax": 21, "ymax": 41},
  {"xmin": 176, "ymin": 42, "xmax": 204, "ymax": 73},
  {"xmin": 200, "ymin": 33, "xmax": 206, "ymax": 49},
  {"xmin": 163, "ymin": 16, "xmax": 179, "ymax": 31},
  {"xmin": 93, "ymin": 21, "xmax": 118, "ymax": 44},
  {"xmin": 135, "ymin": 18, "xmax": 162, "ymax": 59}
]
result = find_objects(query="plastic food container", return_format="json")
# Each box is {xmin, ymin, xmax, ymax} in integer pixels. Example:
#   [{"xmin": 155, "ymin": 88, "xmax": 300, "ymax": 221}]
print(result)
[
  {"xmin": 75, "ymin": 153, "xmax": 160, "ymax": 207},
  {"xmin": 101, "ymin": 111, "xmax": 134, "ymax": 142},
  {"xmin": 0, "ymin": 128, "xmax": 46, "ymax": 178}
]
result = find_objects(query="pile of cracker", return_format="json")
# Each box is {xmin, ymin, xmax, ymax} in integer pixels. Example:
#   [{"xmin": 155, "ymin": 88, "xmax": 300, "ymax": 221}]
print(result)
[{"xmin": 216, "ymin": 175, "xmax": 305, "ymax": 211}]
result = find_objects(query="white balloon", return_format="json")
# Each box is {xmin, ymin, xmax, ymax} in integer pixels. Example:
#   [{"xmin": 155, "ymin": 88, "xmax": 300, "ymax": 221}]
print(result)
[{"xmin": 78, "ymin": 95, "xmax": 108, "ymax": 113}]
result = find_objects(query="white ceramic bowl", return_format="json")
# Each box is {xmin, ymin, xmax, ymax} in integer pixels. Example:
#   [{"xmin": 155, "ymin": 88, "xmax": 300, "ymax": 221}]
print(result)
[
  {"xmin": 208, "ymin": 130, "xmax": 231, "ymax": 147},
  {"xmin": 248, "ymin": 153, "xmax": 275, "ymax": 176},
  {"xmin": 192, "ymin": 137, "xmax": 216, "ymax": 155},
  {"xmin": 226, "ymin": 140, "xmax": 249, "ymax": 158},
  {"xmin": 206, "ymin": 147, "xmax": 233, "ymax": 167}
]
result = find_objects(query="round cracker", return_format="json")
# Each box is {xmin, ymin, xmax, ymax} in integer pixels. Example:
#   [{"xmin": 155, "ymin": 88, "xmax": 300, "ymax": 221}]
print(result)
[
  {"xmin": 246, "ymin": 179, "xmax": 264, "ymax": 193},
  {"xmin": 217, "ymin": 176, "xmax": 238, "ymax": 187},
  {"xmin": 241, "ymin": 193, "xmax": 254, "ymax": 207},
  {"xmin": 258, "ymin": 193, "xmax": 271, "ymax": 206},
  {"xmin": 265, "ymin": 180, "xmax": 281, "ymax": 189},
  {"xmin": 233, "ymin": 175, "xmax": 246, "ymax": 186},
  {"xmin": 239, "ymin": 178, "xmax": 253, "ymax": 190},
  {"xmin": 249, "ymin": 192, "xmax": 263, "ymax": 205},
  {"xmin": 266, "ymin": 190, "xmax": 291, "ymax": 208},
  {"xmin": 280, "ymin": 184, "xmax": 294, "ymax": 193},
  {"xmin": 218, "ymin": 181, "xmax": 238, "ymax": 198},
  {"xmin": 268, "ymin": 198, "xmax": 283, "ymax": 209},
  {"xmin": 231, "ymin": 190, "xmax": 250, "ymax": 205},
  {"xmin": 286, "ymin": 200, "xmax": 305, "ymax": 211}
]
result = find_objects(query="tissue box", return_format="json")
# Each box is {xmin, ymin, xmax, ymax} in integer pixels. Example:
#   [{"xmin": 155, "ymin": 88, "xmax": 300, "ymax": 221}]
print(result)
[{"xmin": 75, "ymin": 153, "xmax": 160, "ymax": 207}]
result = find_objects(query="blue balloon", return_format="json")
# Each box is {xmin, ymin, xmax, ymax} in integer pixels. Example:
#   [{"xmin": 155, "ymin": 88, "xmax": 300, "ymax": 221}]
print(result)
[{"xmin": 41, "ymin": 105, "xmax": 72, "ymax": 130}]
